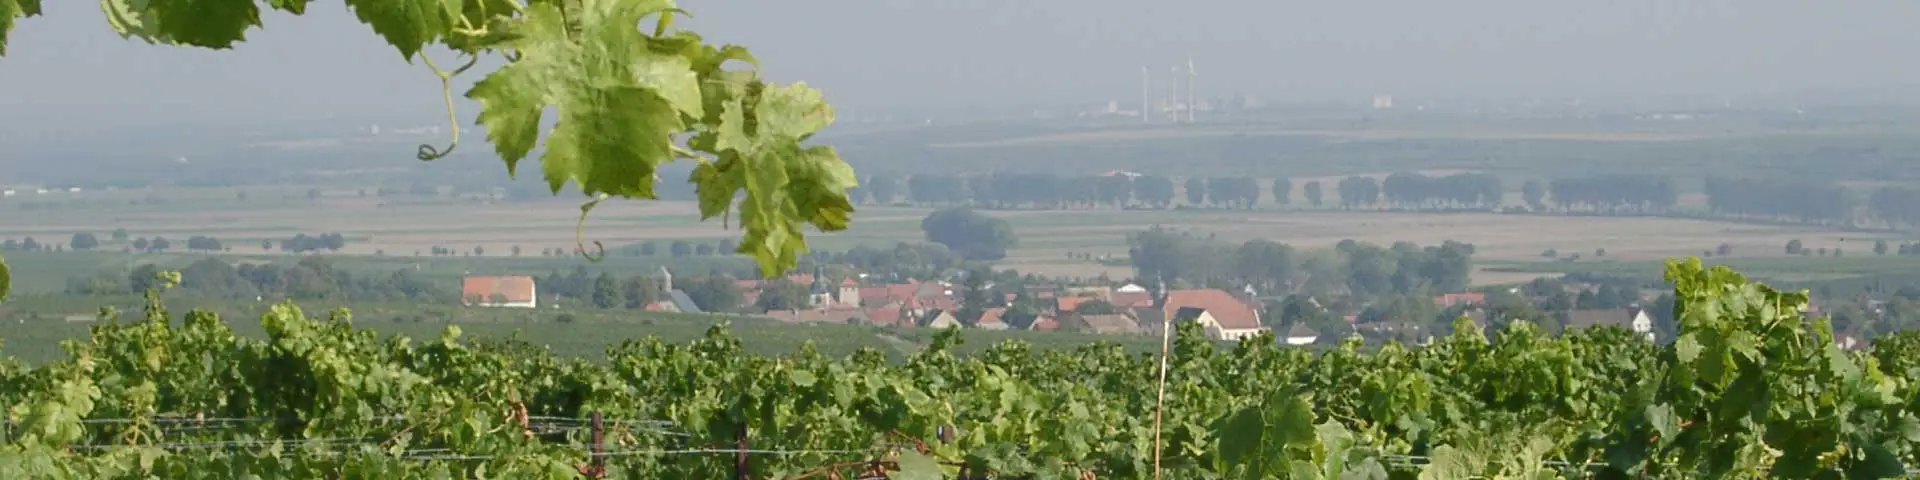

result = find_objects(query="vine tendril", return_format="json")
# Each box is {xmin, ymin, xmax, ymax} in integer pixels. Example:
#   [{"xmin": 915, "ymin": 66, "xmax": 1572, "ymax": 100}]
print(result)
[
  {"xmin": 416, "ymin": 52, "xmax": 477, "ymax": 161},
  {"xmin": 576, "ymin": 194, "xmax": 609, "ymax": 262}
]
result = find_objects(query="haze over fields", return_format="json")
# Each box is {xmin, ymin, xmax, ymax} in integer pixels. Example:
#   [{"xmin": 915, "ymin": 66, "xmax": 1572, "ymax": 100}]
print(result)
[
  {"xmin": 0, "ymin": 1, "xmax": 1919, "ymax": 344},
  {"xmin": 8, "ymin": 3, "xmax": 1920, "ymax": 476},
  {"xmin": 6, "ymin": 1, "xmax": 1920, "ymax": 131}
]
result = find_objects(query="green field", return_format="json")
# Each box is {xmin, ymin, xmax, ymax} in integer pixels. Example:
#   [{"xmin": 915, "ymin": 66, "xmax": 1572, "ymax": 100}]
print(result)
[
  {"xmin": 1481, "ymin": 254, "xmax": 1920, "ymax": 283},
  {"xmin": 5, "ymin": 197, "xmax": 1912, "ymax": 290},
  {"xmin": 0, "ymin": 293, "xmax": 1166, "ymax": 365}
]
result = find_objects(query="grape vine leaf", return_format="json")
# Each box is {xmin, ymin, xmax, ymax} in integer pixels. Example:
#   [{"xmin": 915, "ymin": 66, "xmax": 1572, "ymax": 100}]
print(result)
[
  {"xmin": 0, "ymin": 252, "xmax": 10, "ymax": 303},
  {"xmin": 893, "ymin": 450, "xmax": 942, "ymax": 480},
  {"xmin": 0, "ymin": 0, "xmax": 42, "ymax": 57},
  {"xmin": 267, "ymin": 0, "xmax": 312, "ymax": 14},
  {"xmin": 692, "ymin": 83, "xmax": 856, "ymax": 276},
  {"xmin": 98, "ymin": 0, "xmax": 263, "ymax": 48},
  {"xmin": 343, "ymin": 0, "xmax": 459, "ymax": 60},
  {"xmin": 467, "ymin": 0, "xmax": 689, "ymax": 195},
  {"xmin": 153, "ymin": 0, "xmax": 260, "ymax": 48}
]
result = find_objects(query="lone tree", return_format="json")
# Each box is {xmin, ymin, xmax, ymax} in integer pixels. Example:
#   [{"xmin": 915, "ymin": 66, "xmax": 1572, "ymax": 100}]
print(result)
[
  {"xmin": 1522, "ymin": 180, "xmax": 1548, "ymax": 211},
  {"xmin": 70, "ymin": 233, "xmax": 100, "ymax": 251},
  {"xmin": 920, "ymin": 207, "xmax": 1017, "ymax": 261},
  {"xmin": 1786, "ymin": 239, "xmax": 1804, "ymax": 255}
]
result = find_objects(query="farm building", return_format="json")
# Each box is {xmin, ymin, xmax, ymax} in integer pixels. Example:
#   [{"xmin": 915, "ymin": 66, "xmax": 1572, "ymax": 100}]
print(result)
[{"xmin": 462, "ymin": 275, "xmax": 538, "ymax": 308}]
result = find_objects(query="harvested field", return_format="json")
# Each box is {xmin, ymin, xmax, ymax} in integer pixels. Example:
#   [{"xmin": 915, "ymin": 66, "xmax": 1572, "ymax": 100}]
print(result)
[{"xmin": 2, "ymin": 192, "xmax": 1898, "ymax": 287}]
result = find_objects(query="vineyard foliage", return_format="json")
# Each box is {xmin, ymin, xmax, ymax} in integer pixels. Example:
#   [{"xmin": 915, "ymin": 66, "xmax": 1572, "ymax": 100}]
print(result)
[
  {"xmin": 1, "ymin": 0, "xmax": 856, "ymax": 277},
  {"xmin": 0, "ymin": 259, "xmax": 1916, "ymax": 479}
]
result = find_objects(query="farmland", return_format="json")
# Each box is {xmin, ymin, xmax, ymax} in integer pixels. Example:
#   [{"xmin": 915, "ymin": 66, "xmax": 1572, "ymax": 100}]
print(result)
[
  {"xmin": 5, "ymin": 184, "xmax": 1913, "ymax": 290},
  {"xmin": 0, "ymin": 293, "xmax": 1167, "ymax": 366}
]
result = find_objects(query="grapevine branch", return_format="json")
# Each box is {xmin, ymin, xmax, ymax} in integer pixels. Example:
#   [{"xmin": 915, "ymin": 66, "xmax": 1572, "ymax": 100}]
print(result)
[
  {"xmin": 577, "ymin": 194, "xmax": 610, "ymax": 262},
  {"xmin": 1150, "ymin": 306, "xmax": 1175, "ymax": 480},
  {"xmin": 415, "ymin": 52, "xmax": 479, "ymax": 161}
]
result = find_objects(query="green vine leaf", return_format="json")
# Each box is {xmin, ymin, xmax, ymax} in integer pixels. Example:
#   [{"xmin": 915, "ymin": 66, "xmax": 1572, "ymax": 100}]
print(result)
[
  {"xmin": 343, "ymin": 0, "xmax": 460, "ymax": 60},
  {"xmin": 98, "ymin": 0, "xmax": 264, "ymax": 49},
  {"xmin": 466, "ymin": 0, "xmax": 683, "ymax": 196},
  {"xmin": 894, "ymin": 450, "xmax": 943, "ymax": 480},
  {"xmin": 0, "ymin": 251, "xmax": 10, "ymax": 303},
  {"xmin": 0, "ymin": 0, "xmax": 43, "ymax": 56}
]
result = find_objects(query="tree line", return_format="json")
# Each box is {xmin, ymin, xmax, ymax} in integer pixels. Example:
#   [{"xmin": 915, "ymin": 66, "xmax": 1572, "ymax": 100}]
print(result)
[
  {"xmin": 536, "ymin": 266, "xmax": 744, "ymax": 313},
  {"xmin": 277, "ymin": 233, "xmax": 347, "ymax": 253},
  {"xmin": 865, "ymin": 172, "xmax": 1293, "ymax": 209},
  {"xmin": 1125, "ymin": 226, "xmax": 1475, "ymax": 300},
  {"xmin": 1705, "ymin": 177, "xmax": 1850, "ymax": 224},
  {"xmin": 1696, "ymin": 178, "xmax": 1920, "ymax": 227},
  {"xmin": 1543, "ymin": 174, "xmax": 1680, "ymax": 213},
  {"xmin": 66, "ymin": 257, "xmax": 447, "ymax": 303},
  {"xmin": 1, "ymin": 234, "xmax": 228, "ymax": 253}
]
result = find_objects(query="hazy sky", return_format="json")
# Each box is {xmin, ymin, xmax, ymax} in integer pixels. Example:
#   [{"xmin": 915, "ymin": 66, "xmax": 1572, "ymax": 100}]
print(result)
[{"xmin": 4, "ymin": 0, "xmax": 1920, "ymax": 128}]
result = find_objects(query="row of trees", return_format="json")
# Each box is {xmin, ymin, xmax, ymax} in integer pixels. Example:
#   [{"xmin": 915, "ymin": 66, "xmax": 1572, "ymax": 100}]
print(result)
[
  {"xmin": 1378, "ymin": 172, "xmax": 1503, "ymax": 209},
  {"xmin": 536, "ymin": 266, "xmax": 744, "ymax": 313},
  {"xmin": 1870, "ymin": 186, "xmax": 1920, "ymax": 228},
  {"xmin": 1705, "ymin": 177, "xmax": 1850, "ymax": 224},
  {"xmin": 278, "ymin": 233, "xmax": 346, "ymax": 253},
  {"xmin": 1126, "ymin": 226, "xmax": 1475, "ymax": 300},
  {"xmin": 878, "ymin": 173, "xmax": 1303, "ymax": 209},
  {"xmin": 627, "ymin": 239, "xmax": 740, "ymax": 258},
  {"xmin": 68, "ymin": 257, "xmax": 448, "ymax": 303},
  {"xmin": 1699, "ymin": 179, "xmax": 1920, "ymax": 227},
  {"xmin": 1543, "ymin": 174, "xmax": 1681, "ymax": 213},
  {"xmin": 2, "ymin": 232, "xmax": 217, "ymax": 253},
  {"xmin": 1262, "ymin": 271, "xmax": 1660, "ymax": 345},
  {"xmin": 859, "ymin": 171, "xmax": 1707, "ymax": 214}
]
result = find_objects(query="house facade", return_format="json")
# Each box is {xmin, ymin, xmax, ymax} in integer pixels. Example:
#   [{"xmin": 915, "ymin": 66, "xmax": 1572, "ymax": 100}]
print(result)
[
  {"xmin": 1563, "ymin": 307, "xmax": 1657, "ymax": 342},
  {"xmin": 1139, "ymin": 289, "xmax": 1268, "ymax": 341}
]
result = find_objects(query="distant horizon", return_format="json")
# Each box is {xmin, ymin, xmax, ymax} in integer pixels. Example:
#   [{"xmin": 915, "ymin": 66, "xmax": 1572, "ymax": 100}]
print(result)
[{"xmin": 10, "ymin": 1, "xmax": 1920, "ymax": 132}]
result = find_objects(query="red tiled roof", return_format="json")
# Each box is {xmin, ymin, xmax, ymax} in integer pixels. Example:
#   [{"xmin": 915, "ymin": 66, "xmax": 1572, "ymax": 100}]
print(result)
[
  {"xmin": 977, "ymin": 308, "xmax": 1007, "ymax": 327},
  {"xmin": 1110, "ymin": 291, "xmax": 1155, "ymax": 308},
  {"xmin": 1057, "ymin": 296, "xmax": 1091, "ymax": 313},
  {"xmin": 865, "ymin": 307, "xmax": 906, "ymax": 327},
  {"xmin": 1030, "ymin": 315, "xmax": 1060, "ymax": 331},
  {"xmin": 462, "ymin": 276, "xmax": 536, "ymax": 304},
  {"xmin": 858, "ymin": 286, "xmax": 892, "ymax": 304},
  {"xmin": 1080, "ymin": 314, "xmax": 1143, "ymax": 335},
  {"xmin": 1162, "ymin": 289, "xmax": 1260, "ymax": 329},
  {"xmin": 1433, "ymin": 292, "xmax": 1486, "ymax": 308},
  {"xmin": 766, "ymin": 307, "xmax": 865, "ymax": 324}
]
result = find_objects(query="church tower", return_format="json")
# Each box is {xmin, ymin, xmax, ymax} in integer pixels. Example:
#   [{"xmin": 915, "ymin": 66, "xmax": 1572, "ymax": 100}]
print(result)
[
  {"xmin": 839, "ymin": 277, "xmax": 861, "ymax": 307},
  {"xmin": 808, "ymin": 265, "xmax": 833, "ymax": 307}
]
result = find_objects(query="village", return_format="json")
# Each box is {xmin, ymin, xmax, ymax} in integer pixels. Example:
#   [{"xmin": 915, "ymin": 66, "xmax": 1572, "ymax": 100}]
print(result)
[{"xmin": 459, "ymin": 266, "xmax": 1670, "ymax": 348}]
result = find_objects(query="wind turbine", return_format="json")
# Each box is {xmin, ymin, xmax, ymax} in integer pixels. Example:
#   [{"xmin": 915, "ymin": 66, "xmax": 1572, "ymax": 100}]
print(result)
[
  {"xmin": 1169, "ymin": 65, "xmax": 1180, "ymax": 123},
  {"xmin": 1186, "ymin": 55, "xmax": 1197, "ymax": 123},
  {"xmin": 1141, "ymin": 66, "xmax": 1151, "ymax": 124}
]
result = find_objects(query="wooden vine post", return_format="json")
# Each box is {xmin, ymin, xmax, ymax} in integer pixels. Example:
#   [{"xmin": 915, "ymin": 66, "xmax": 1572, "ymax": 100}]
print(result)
[
  {"xmin": 1150, "ymin": 301, "xmax": 1176, "ymax": 480},
  {"xmin": 735, "ymin": 423, "xmax": 751, "ymax": 480},
  {"xmin": 584, "ymin": 411, "xmax": 606, "ymax": 479}
]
